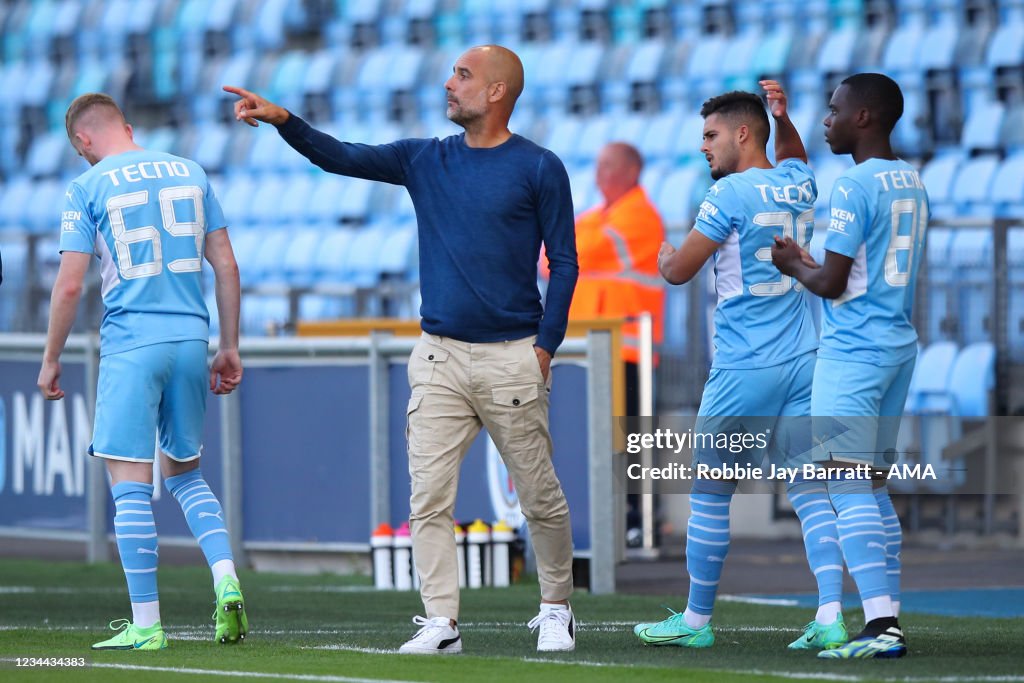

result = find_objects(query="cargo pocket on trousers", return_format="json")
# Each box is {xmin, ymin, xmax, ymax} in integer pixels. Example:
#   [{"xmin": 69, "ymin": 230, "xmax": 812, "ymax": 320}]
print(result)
[
  {"xmin": 405, "ymin": 391, "xmax": 424, "ymax": 453},
  {"xmin": 491, "ymin": 383, "xmax": 540, "ymax": 447},
  {"xmin": 407, "ymin": 344, "xmax": 450, "ymax": 386}
]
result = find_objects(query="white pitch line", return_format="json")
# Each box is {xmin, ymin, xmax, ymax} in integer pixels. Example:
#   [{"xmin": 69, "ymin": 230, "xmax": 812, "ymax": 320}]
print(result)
[
  {"xmin": 719, "ymin": 595, "xmax": 802, "ymax": 607},
  {"xmin": 90, "ymin": 663, "xmax": 419, "ymax": 683}
]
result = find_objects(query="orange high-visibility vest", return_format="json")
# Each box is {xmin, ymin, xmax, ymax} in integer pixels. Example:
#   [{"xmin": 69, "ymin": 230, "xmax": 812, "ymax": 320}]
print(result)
[{"xmin": 570, "ymin": 187, "xmax": 665, "ymax": 364}]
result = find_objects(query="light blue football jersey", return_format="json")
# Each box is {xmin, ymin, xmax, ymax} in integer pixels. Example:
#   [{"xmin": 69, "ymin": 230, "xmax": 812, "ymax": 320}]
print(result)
[
  {"xmin": 695, "ymin": 158, "xmax": 819, "ymax": 369},
  {"xmin": 59, "ymin": 150, "xmax": 227, "ymax": 356},
  {"xmin": 820, "ymin": 158, "xmax": 929, "ymax": 366}
]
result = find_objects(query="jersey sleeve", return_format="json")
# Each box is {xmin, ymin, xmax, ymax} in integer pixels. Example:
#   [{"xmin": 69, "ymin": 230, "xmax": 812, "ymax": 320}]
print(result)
[
  {"xmin": 823, "ymin": 176, "xmax": 869, "ymax": 259},
  {"xmin": 58, "ymin": 182, "xmax": 97, "ymax": 255},
  {"xmin": 204, "ymin": 178, "xmax": 228, "ymax": 233},
  {"xmin": 693, "ymin": 182, "xmax": 734, "ymax": 243},
  {"xmin": 778, "ymin": 158, "xmax": 818, "ymax": 204}
]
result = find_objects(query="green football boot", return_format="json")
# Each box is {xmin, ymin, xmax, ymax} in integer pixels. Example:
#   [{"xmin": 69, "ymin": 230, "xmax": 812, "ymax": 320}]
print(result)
[
  {"xmin": 213, "ymin": 575, "xmax": 248, "ymax": 644},
  {"xmin": 91, "ymin": 619, "xmax": 167, "ymax": 651},
  {"xmin": 788, "ymin": 613, "xmax": 847, "ymax": 650},
  {"xmin": 634, "ymin": 608, "xmax": 715, "ymax": 648}
]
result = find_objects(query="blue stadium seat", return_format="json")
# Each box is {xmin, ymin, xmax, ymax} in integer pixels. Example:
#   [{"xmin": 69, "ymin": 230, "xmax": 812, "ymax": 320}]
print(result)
[
  {"xmin": 917, "ymin": 19, "xmax": 959, "ymax": 71},
  {"xmin": 919, "ymin": 153, "xmax": 964, "ymax": 219},
  {"xmin": 344, "ymin": 222, "xmax": 391, "ymax": 287},
  {"xmin": 312, "ymin": 229, "xmax": 356, "ymax": 286},
  {"xmin": 655, "ymin": 164, "xmax": 707, "ymax": 225},
  {"xmin": 543, "ymin": 117, "xmax": 584, "ymax": 164},
  {"xmin": 961, "ymin": 99, "xmax": 1006, "ymax": 152},
  {"xmin": 752, "ymin": 26, "xmax": 795, "ymax": 76},
  {"xmin": 991, "ymin": 153, "xmax": 1024, "ymax": 217},
  {"xmin": 247, "ymin": 227, "xmax": 292, "ymax": 286},
  {"xmin": 925, "ymin": 226, "xmax": 955, "ymax": 342},
  {"xmin": 189, "ymin": 123, "xmax": 233, "ymax": 174},
  {"xmin": 227, "ymin": 228, "xmax": 265, "ymax": 288},
  {"xmin": 893, "ymin": 84, "xmax": 927, "ymax": 157},
  {"xmin": 683, "ymin": 34, "xmax": 729, "ymax": 106},
  {"xmin": 281, "ymin": 228, "xmax": 323, "ymax": 287},
  {"xmin": 640, "ymin": 110, "xmax": 685, "ymax": 162},
  {"xmin": 307, "ymin": 174, "xmax": 349, "ymax": 225},
  {"xmin": 275, "ymin": 174, "xmax": 318, "ymax": 226},
  {"xmin": 881, "ymin": 19, "xmax": 926, "ymax": 73},
  {"xmin": 248, "ymin": 175, "xmax": 291, "ymax": 226},
  {"xmin": 26, "ymin": 131, "xmax": 69, "ymax": 178},
  {"xmin": 337, "ymin": 178, "xmax": 378, "ymax": 224},
  {"xmin": 575, "ymin": 115, "xmax": 615, "ymax": 162},
  {"xmin": 905, "ymin": 340, "xmax": 958, "ymax": 413},
  {"xmin": 949, "ymin": 229, "xmax": 993, "ymax": 344},
  {"xmin": 568, "ymin": 164, "xmax": 596, "ymax": 213},
  {"xmin": 985, "ymin": 16, "xmax": 1024, "ymax": 69},
  {"xmin": 220, "ymin": 173, "xmax": 259, "ymax": 227},
  {"xmin": 0, "ymin": 177, "xmax": 34, "ymax": 229},
  {"xmin": 626, "ymin": 40, "xmax": 668, "ymax": 84},
  {"xmin": 949, "ymin": 342, "xmax": 995, "ymax": 417},
  {"xmin": 25, "ymin": 180, "xmax": 65, "ymax": 234},
  {"xmin": 1009, "ymin": 228, "xmax": 1024, "ymax": 359},
  {"xmin": 377, "ymin": 221, "xmax": 418, "ymax": 277},
  {"xmin": 816, "ymin": 26, "xmax": 858, "ymax": 76},
  {"xmin": 952, "ymin": 155, "xmax": 1000, "ymax": 217}
]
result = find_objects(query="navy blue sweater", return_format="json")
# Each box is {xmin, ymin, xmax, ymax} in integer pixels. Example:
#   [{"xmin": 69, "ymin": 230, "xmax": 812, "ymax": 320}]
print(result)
[{"xmin": 277, "ymin": 115, "xmax": 579, "ymax": 355}]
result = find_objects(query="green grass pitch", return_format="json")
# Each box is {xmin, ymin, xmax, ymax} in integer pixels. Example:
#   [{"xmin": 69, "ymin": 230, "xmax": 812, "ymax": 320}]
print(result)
[{"xmin": 0, "ymin": 558, "xmax": 1020, "ymax": 682}]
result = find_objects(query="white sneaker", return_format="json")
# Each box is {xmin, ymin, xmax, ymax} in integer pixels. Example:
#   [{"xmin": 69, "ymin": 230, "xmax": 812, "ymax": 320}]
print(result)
[
  {"xmin": 398, "ymin": 616, "xmax": 462, "ymax": 655},
  {"xmin": 528, "ymin": 604, "xmax": 575, "ymax": 652}
]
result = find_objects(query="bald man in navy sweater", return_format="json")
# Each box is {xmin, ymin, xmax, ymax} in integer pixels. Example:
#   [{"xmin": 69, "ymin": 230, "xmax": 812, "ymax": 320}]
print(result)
[{"xmin": 225, "ymin": 44, "xmax": 579, "ymax": 655}]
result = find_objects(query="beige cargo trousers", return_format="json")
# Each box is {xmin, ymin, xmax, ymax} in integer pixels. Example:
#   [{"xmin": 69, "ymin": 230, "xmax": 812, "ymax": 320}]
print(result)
[{"xmin": 406, "ymin": 332, "xmax": 574, "ymax": 620}]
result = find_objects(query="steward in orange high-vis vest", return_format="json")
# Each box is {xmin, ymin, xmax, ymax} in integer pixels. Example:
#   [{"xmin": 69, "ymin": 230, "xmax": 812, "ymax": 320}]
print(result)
[{"xmin": 571, "ymin": 143, "xmax": 666, "ymax": 366}]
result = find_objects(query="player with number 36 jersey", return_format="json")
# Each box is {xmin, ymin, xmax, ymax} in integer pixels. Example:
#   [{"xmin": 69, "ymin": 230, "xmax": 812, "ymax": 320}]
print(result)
[
  {"xmin": 695, "ymin": 156, "xmax": 819, "ymax": 369},
  {"xmin": 59, "ymin": 151, "xmax": 225, "ymax": 355}
]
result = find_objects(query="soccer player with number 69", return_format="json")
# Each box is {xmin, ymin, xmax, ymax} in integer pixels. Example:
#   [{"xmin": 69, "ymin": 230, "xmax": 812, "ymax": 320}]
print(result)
[{"xmin": 37, "ymin": 94, "xmax": 247, "ymax": 651}]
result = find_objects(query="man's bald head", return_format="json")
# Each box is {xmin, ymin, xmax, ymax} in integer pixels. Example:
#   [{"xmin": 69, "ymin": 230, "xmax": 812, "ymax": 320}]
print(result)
[
  {"xmin": 466, "ymin": 45, "xmax": 524, "ymax": 107},
  {"xmin": 65, "ymin": 93, "xmax": 127, "ymax": 141},
  {"xmin": 596, "ymin": 142, "xmax": 644, "ymax": 205}
]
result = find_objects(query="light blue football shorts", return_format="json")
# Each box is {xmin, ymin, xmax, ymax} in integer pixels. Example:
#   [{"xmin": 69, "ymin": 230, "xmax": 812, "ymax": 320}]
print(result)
[
  {"xmin": 693, "ymin": 351, "xmax": 815, "ymax": 469},
  {"xmin": 810, "ymin": 355, "xmax": 916, "ymax": 467},
  {"xmin": 91, "ymin": 339, "xmax": 209, "ymax": 462}
]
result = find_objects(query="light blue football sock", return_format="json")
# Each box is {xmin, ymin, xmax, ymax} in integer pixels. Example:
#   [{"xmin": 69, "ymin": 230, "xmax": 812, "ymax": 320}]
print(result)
[
  {"xmin": 829, "ymin": 477, "xmax": 890, "ymax": 603},
  {"xmin": 165, "ymin": 469, "xmax": 233, "ymax": 566},
  {"xmin": 111, "ymin": 481, "xmax": 159, "ymax": 603},
  {"xmin": 874, "ymin": 485, "xmax": 902, "ymax": 605},
  {"xmin": 788, "ymin": 477, "xmax": 844, "ymax": 608},
  {"xmin": 685, "ymin": 479, "xmax": 737, "ymax": 617}
]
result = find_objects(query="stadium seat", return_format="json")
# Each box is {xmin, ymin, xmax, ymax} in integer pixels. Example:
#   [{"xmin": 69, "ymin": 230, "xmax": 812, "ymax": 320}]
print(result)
[
  {"xmin": 377, "ymin": 221, "xmax": 418, "ymax": 277},
  {"xmin": 25, "ymin": 131, "xmax": 69, "ymax": 178},
  {"xmin": 312, "ymin": 228, "xmax": 356, "ymax": 286},
  {"xmin": 905, "ymin": 340, "xmax": 958, "ymax": 413},
  {"xmin": 809, "ymin": 155, "xmax": 855, "ymax": 212},
  {"xmin": 925, "ymin": 226, "xmax": 955, "ymax": 342},
  {"xmin": 991, "ymin": 153, "xmax": 1024, "ymax": 217},
  {"xmin": 655, "ymin": 164, "xmax": 707, "ymax": 225},
  {"xmin": 25, "ymin": 180, "xmax": 66, "ymax": 234},
  {"xmin": 961, "ymin": 100, "xmax": 1006, "ymax": 153},
  {"xmin": 281, "ymin": 228, "xmax": 324, "ymax": 288},
  {"xmin": 952, "ymin": 155, "xmax": 1000, "ymax": 217},
  {"xmin": 1008, "ymin": 228, "xmax": 1024, "ymax": 360},
  {"xmin": 985, "ymin": 17, "xmax": 1024, "ymax": 69},
  {"xmin": 949, "ymin": 342, "xmax": 996, "ymax": 417},
  {"xmin": 816, "ymin": 26, "xmax": 858, "ymax": 77},
  {"xmin": 949, "ymin": 229, "xmax": 993, "ymax": 345},
  {"xmin": 919, "ymin": 153, "xmax": 964, "ymax": 219},
  {"xmin": 639, "ymin": 110, "xmax": 686, "ymax": 162}
]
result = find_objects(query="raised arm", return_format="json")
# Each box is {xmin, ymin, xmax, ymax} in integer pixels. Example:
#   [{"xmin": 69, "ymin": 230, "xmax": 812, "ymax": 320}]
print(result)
[
  {"xmin": 223, "ymin": 85, "xmax": 409, "ymax": 184},
  {"xmin": 761, "ymin": 80, "xmax": 808, "ymax": 164}
]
